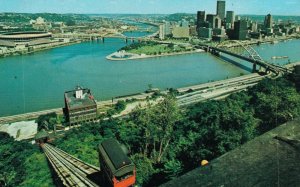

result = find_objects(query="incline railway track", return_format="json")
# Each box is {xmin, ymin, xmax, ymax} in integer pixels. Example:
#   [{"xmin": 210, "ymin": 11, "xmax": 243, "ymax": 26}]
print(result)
[{"xmin": 42, "ymin": 143, "xmax": 100, "ymax": 187}]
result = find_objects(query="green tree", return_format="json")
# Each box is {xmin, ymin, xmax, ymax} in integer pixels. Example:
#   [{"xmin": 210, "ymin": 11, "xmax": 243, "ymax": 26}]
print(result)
[
  {"xmin": 163, "ymin": 159, "xmax": 183, "ymax": 180},
  {"xmin": 131, "ymin": 154, "xmax": 156, "ymax": 186},
  {"xmin": 115, "ymin": 100, "xmax": 127, "ymax": 113},
  {"xmin": 0, "ymin": 132, "xmax": 54, "ymax": 186},
  {"xmin": 36, "ymin": 112, "xmax": 57, "ymax": 131},
  {"xmin": 66, "ymin": 19, "xmax": 76, "ymax": 26},
  {"xmin": 122, "ymin": 96, "xmax": 182, "ymax": 163},
  {"xmin": 249, "ymin": 78, "xmax": 300, "ymax": 133},
  {"xmin": 151, "ymin": 95, "xmax": 182, "ymax": 163}
]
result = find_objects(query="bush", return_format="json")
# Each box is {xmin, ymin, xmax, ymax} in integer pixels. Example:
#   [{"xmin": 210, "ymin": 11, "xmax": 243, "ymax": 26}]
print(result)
[
  {"xmin": 115, "ymin": 100, "xmax": 127, "ymax": 113},
  {"xmin": 36, "ymin": 112, "xmax": 57, "ymax": 131}
]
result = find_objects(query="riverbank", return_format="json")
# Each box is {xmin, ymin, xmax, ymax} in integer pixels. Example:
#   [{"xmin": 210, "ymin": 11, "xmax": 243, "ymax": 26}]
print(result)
[
  {"xmin": 0, "ymin": 40, "xmax": 82, "ymax": 58},
  {"xmin": 221, "ymin": 34, "xmax": 300, "ymax": 48},
  {"xmin": 106, "ymin": 49, "xmax": 204, "ymax": 61}
]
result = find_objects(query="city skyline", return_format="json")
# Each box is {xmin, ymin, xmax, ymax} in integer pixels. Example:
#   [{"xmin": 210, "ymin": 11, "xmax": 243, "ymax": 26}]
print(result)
[{"xmin": 0, "ymin": 0, "xmax": 299, "ymax": 16}]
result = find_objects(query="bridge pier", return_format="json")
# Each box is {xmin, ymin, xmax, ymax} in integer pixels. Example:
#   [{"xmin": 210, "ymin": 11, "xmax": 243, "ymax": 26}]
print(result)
[
  {"xmin": 252, "ymin": 63, "xmax": 257, "ymax": 73},
  {"xmin": 203, "ymin": 46, "xmax": 210, "ymax": 52},
  {"xmin": 125, "ymin": 37, "xmax": 128, "ymax": 43},
  {"xmin": 258, "ymin": 66, "xmax": 266, "ymax": 74},
  {"xmin": 211, "ymin": 49, "xmax": 220, "ymax": 57}
]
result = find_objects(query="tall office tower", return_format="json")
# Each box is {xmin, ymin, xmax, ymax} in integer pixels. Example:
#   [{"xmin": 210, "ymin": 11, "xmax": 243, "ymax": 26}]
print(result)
[
  {"xmin": 206, "ymin": 14, "xmax": 217, "ymax": 28},
  {"xmin": 226, "ymin": 11, "xmax": 235, "ymax": 28},
  {"xmin": 197, "ymin": 11, "xmax": 206, "ymax": 29},
  {"xmin": 233, "ymin": 20, "xmax": 248, "ymax": 40},
  {"xmin": 251, "ymin": 22, "xmax": 258, "ymax": 32},
  {"xmin": 216, "ymin": 1, "xmax": 226, "ymax": 20},
  {"xmin": 264, "ymin": 14, "xmax": 273, "ymax": 28},
  {"xmin": 215, "ymin": 16, "xmax": 222, "ymax": 29}
]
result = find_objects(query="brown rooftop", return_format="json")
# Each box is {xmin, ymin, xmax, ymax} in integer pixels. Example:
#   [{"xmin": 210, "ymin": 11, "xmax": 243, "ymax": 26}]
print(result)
[{"xmin": 64, "ymin": 87, "xmax": 96, "ymax": 110}]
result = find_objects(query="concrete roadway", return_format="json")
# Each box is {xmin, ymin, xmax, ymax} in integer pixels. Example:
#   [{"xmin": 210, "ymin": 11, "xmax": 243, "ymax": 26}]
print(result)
[{"xmin": 176, "ymin": 74, "xmax": 265, "ymax": 106}]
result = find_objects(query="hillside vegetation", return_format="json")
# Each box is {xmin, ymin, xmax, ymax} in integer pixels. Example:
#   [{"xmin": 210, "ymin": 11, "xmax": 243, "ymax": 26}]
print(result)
[
  {"xmin": 1, "ymin": 76, "xmax": 299, "ymax": 186},
  {"xmin": 53, "ymin": 77, "xmax": 300, "ymax": 186}
]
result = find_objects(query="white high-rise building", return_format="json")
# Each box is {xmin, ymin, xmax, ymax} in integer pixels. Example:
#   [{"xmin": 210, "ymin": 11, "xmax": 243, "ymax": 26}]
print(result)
[{"xmin": 159, "ymin": 24, "xmax": 165, "ymax": 40}]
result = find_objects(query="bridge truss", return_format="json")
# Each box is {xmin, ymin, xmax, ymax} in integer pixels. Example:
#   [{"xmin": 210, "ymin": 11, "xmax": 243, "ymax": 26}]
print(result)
[
  {"xmin": 214, "ymin": 40, "xmax": 291, "ymax": 74},
  {"xmin": 216, "ymin": 40, "xmax": 263, "ymax": 62}
]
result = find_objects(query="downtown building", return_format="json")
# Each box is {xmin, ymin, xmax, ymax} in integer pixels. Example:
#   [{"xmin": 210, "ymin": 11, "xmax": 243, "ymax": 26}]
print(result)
[
  {"xmin": 197, "ymin": 11, "xmax": 206, "ymax": 29},
  {"xmin": 226, "ymin": 11, "xmax": 235, "ymax": 29},
  {"xmin": 264, "ymin": 14, "xmax": 274, "ymax": 35},
  {"xmin": 159, "ymin": 21, "xmax": 172, "ymax": 40},
  {"xmin": 264, "ymin": 14, "xmax": 273, "ymax": 29},
  {"xmin": 216, "ymin": 0, "xmax": 226, "ymax": 20},
  {"xmin": 232, "ymin": 20, "xmax": 248, "ymax": 40},
  {"xmin": 206, "ymin": 14, "xmax": 222, "ymax": 29},
  {"xmin": 159, "ymin": 24, "xmax": 165, "ymax": 40},
  {"xmin": 172, "ymin": 19, "xmax": 190, "ymax": 39},
  {"xmin": 172, "ymin": 26, "xmax": 190, "ymax": 38}
]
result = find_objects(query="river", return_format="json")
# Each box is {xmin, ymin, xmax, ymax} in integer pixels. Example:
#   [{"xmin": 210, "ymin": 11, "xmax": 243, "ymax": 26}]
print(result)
[{"xmin": 0, "ymin": 34, "xmax": 299, "ymax": 117}]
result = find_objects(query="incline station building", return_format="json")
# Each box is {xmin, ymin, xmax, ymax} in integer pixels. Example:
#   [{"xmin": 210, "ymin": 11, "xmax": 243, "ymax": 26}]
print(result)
[
  {"xmin": 0, "ymin": 31, "xmax": 52, "ymax": 48},
  {"xmin": 64, "ymin": 86, "xmax": 98, "ymax": 125}
]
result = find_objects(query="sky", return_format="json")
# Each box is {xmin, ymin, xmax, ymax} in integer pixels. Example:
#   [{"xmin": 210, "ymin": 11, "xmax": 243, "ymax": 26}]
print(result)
[{"xmin": 0, "ymin": 0, "xmax": 299, "ymax": 15}]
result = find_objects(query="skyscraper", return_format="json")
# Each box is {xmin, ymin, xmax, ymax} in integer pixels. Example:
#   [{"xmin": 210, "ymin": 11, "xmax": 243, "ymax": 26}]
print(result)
[
  {"xmin": 164, "ymin": 21, "xmax": 171, "ymax": 35},
  {"xmin": 215, "ymin": 16, "xmax": 222, "ymax": 29},
  {"xmin": 197, "ymin": 11, "xmax": 206, "ymax": 29},
  {"xmin": 251, "ymin": 22, "xmax": 258, "ymax": 32},
  {"xmin": 226, "ymin": 11, "xmax": 235, "ymax": 28},
  {"xmin": 235, "ymin": 15, "xmax": 241, "ymax": 21},
  {"xmin": 217, "ymin": 1, "xmax": 226, "ymax": 20},
  {"xmin": 233, "ymin": 20, "xmax": 248, "ymax": 40},
  {"xmin": 159, "ymin": 24, "xmax": 165, "ymax": 40},
  {"xmin": 207, "ymin": 14, "xmax": 221, "ymax": 29},
  {"xmin": 206, "ymin": 14, "xmax": 216, "ymax": 28},
  {"xmin": 264, "ymin": 14, "xmax": 273, "ymax": 28}
]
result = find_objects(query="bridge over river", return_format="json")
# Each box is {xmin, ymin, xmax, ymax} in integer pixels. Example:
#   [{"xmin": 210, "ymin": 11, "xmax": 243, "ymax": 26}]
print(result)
[
  {"xmin": 54, "ymin": 31, "xmax": 159, "ymax": 43},
  {"xmin": 199, "ymin": 40, "xmax": 292, "ymax": 74}
]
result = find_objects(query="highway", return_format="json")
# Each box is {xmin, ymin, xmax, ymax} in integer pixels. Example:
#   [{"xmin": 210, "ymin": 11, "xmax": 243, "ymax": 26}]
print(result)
[
  {"xmin": 177, "ymin": 73, "xmax": 262, "ymax": 93},
  {"xmin": 43, "ymin": 143, "xmax": 100, "ymax": 187},
  {"xmin": 177, "ymin": 73, "xmax": 267, "ymax": 106},
  {"xmin": 176, "ymin": 61, "xmax": 300, "ymax": 107}
]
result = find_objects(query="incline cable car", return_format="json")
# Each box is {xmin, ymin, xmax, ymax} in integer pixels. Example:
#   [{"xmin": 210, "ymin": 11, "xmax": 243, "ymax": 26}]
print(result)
[
  {"xmin": 34, "ymin": 129, "xmax": 49, "ymax": 145},
  {"xmin": 99, "ymin": 139, "xmax": 136, "ymax": 187}
]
